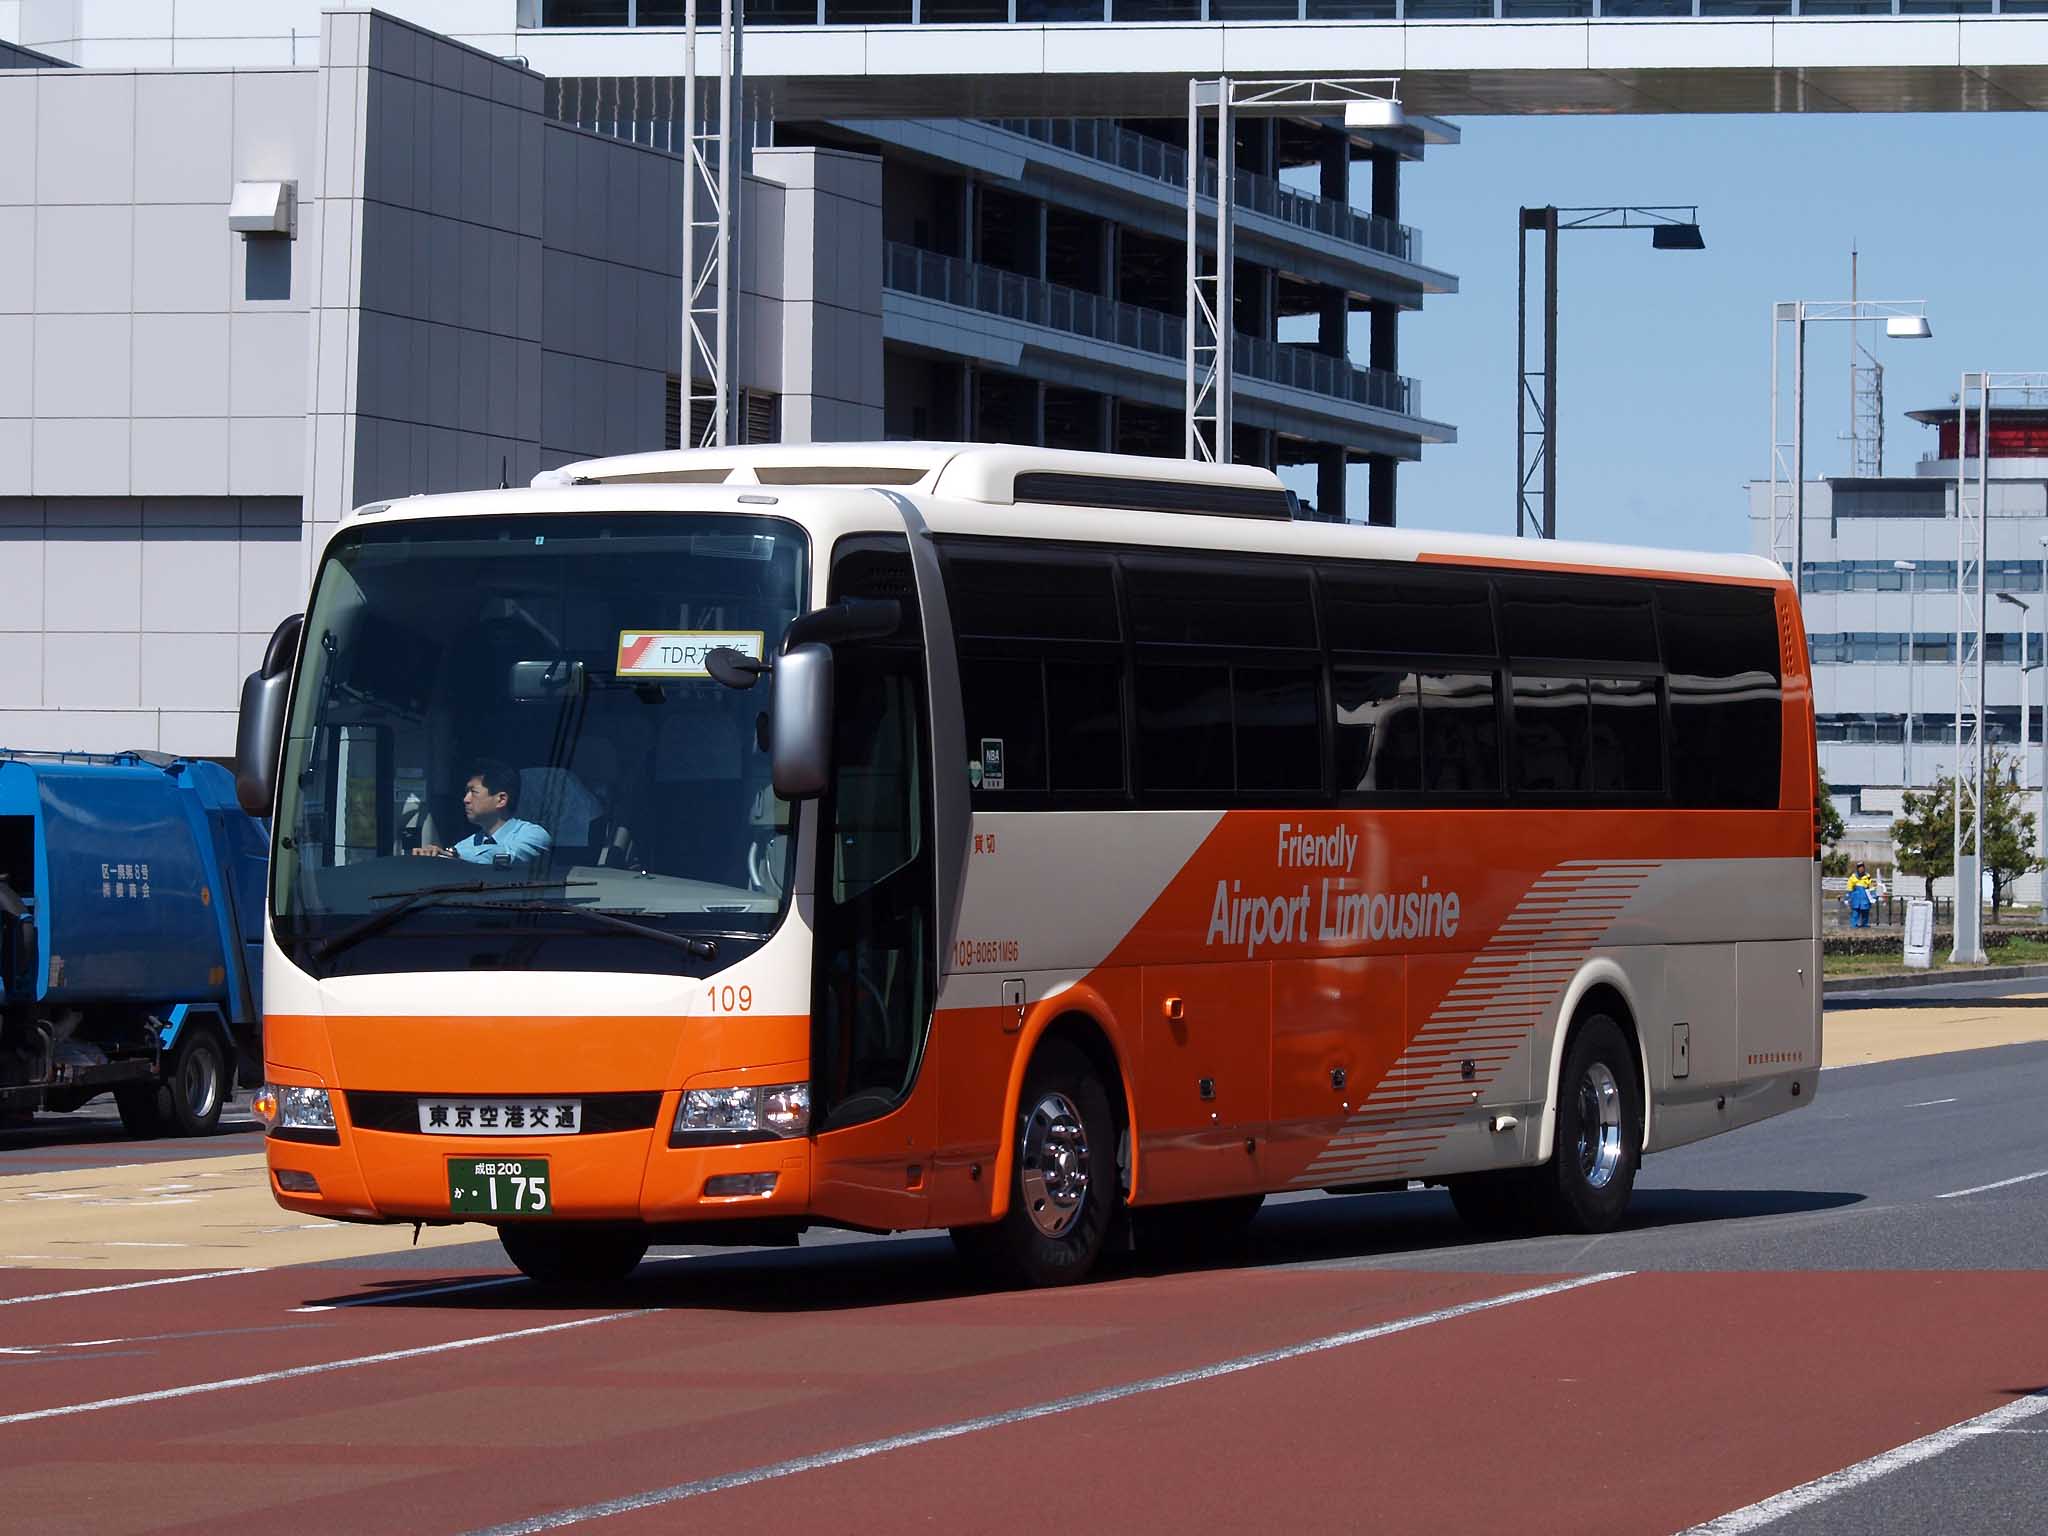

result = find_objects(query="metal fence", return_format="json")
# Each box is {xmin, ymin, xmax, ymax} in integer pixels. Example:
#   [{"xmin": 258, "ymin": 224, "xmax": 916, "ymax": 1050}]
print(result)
[
  {"xmin": 884, "ymin": 241, "xmax": 1418, "ymax": 417},
  {"xmin": 1829, "ymin": 894, "xmax": 1955, "ymax": 931},
  {"xmin": 988, "ymin": 118, "xmax": 1419, "ymax": 265}
]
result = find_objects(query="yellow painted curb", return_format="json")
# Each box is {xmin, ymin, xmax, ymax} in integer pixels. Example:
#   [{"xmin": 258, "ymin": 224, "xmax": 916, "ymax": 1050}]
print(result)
[
  {"xmin": 1825, "ymin": 994, "xmax": 2048, "ymax": 1069},
  {"xmin": 0, "ymin": 1153, "xmax": 488, "ymax": 1271}
]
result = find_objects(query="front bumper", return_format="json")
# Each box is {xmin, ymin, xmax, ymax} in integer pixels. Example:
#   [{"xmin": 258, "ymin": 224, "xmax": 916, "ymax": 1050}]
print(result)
[{"xmin": 263, "ymin": 1090, "xmax": 814, "ymax": 1225}]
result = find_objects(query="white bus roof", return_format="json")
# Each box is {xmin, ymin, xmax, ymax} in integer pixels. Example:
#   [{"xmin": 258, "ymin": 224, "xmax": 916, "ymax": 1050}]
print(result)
[
  {"xmin": 349, "ymin": 444, "xmax": 1781, "ymax": 587},
  {"xmin": 533, "ymin": 442, "xmax": 1292, "ymax": 512}
]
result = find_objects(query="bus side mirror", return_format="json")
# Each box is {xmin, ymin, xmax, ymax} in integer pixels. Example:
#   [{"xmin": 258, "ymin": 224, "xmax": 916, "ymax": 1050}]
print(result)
[
  {"xmin": 770, "ymin": 642, "xmax": 834, "ymax": 801},
  {"xmin": 236, "ymin": 612, "xmax": 303, "ymax": 817}
]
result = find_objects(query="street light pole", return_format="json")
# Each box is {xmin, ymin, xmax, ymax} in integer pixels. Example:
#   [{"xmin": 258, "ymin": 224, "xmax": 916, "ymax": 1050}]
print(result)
[
  {"xmin": 2000, "ymin": 590, "xmax": 2043, "ymax": 930},
  {"xmin": 1515, "ymin": 204, "xmax": 1704, "ymax": 539},
  {"xmin": 1769, "ymin": 301, "xmax": 1932, "ymax": 599},
  {"xmin": 2039, "ymin": 536, "xmax": 2047, "ymax": 924}
]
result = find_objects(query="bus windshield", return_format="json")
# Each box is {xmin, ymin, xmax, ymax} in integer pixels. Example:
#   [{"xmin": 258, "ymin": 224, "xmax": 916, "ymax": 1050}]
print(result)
[{"xmin": 271, "ymin": 511, "xmax": 808, "ymax": 979}]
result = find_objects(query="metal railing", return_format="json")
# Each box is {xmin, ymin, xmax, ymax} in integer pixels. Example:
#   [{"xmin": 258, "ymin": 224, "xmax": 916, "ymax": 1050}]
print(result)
[
  {"xmin": 546, "ymin": 2, "xmax": 2048, "ymax": 27},
  {"xmin": 884, "ymin": 241, "xmax": 1419, "ymax": 417},
  {"xmin": 987, "ymin": 117, "xmax": 1419, "ymax": 264}
]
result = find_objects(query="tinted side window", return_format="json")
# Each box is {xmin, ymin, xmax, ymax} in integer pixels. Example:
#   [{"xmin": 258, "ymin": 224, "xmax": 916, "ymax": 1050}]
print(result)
[
  {"xmin": 1422, "ymin": 672, "xmax": 1502, "ymax": 793},
  {"xmin": 959, "ymin": 657, "xmax": 1047, "ymax": 794},
  {"xmin": 1335, "ymin": 670, "xmax": 1501, "ymax": 797},
  {"xmin": 1235, "ymin": 665, "xmax": 1322, "ymax": 793},
  {"xmin": 942, "ymin": 549, "xmax": 1120, "ymax": 641},
  {"xmin": 1136, "ymin": 663, "xmax": 1233, "ymax": 793},
  {"xmin": 1047, "ymin": 661, "xmax": 1124, "ymax": 792},
  {"xmin": 1660, "ymin": 585, "xmax": 1783, "ymax": 809},
  {"xmin": 1125, "ymin": 558, "xmax": 1316, "ymax": 648},
  {"xmin": 1512, "ymin": 675, "xmax": 1590, "ymax": 793},
  {"xmin": 1501, "ymin": 580, "xmax": 1658, "ymax": 664},
  {"xmin": 1321, "ymin": 568, "xmax": 1496, "ymax": 657},
  {"xmin": 1335, "ymin": 670, "xmax": 1420, "ymax": 793},
  {"xmin": 1589, "ymin": 675, "xmax": 1662, "ymax": 793},
  {"xmin": 940, "ymin": 543, "xmax": 1127, "ymax": 806}
]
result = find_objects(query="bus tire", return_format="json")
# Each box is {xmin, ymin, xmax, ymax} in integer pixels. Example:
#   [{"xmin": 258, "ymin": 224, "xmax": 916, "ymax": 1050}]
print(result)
[
  {"xmin": 500, "ymin": 1223, "xmax": 650, "ymax": 1288},
  {"xmin": 1447, "ymin": 1171, "xmax": 1533, "ymax": 1237},
  {"xmin": 953, "ymin": 1039, "xmax": 1118, "ymax": 1288},
  {"xmin": 114, "ymin": 1084, "xmax": 166, "ymax": 1138},
  {"xmin": 1531, "ymin": 1013, "xmax": 1642, "ymax": 1234},
  {"xmin": 165, "ymin": 1027, "xmax": 228, "ymax": 1137},
  {"xmin": 1133, "ymin": 1194, "xmax": 1265, "ymax": 1260}
]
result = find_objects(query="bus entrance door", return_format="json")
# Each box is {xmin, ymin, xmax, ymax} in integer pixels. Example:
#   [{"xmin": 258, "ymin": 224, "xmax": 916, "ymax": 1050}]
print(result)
[{"xmin": 808, "ymin": 537, "xmax": 938, "ymax": 1231}]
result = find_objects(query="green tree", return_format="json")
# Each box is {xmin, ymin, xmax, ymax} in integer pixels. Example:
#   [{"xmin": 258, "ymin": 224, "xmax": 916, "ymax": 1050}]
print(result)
[
  {"xmin": 1982, "ymin": 749, "xmax": 2043, "ymax": 923},
  {"xmin": 1817, "ymin": 780, "xmax": 1846, "ymax": 854},
  {"xmin": 1891, "ymin": 774, "xmax": 1955, "ymax": 900}
]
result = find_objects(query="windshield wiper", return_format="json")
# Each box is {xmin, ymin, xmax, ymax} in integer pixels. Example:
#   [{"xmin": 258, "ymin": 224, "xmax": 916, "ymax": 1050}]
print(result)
[
  {"xmin": 434, "ymin": 898, "xmax": 719, "ymax": 960},
  {"xmin": 310, "ymin": 879, "xmax": 587, "ymax": 964}
]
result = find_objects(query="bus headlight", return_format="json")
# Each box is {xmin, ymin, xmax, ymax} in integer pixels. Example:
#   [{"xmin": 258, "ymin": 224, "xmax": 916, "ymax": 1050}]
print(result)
[
  {"xmin": 673, "ymin": 1082, "xmax": 810, "ymax": 1142},
  {"xmin": 274, "ymin": 1085, "xmax": 336, "ymax": 1132}
]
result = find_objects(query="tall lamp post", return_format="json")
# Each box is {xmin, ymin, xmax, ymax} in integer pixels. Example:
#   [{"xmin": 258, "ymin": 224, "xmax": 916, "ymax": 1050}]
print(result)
[
  {"xmin": 1768, "ymin": 300, "xmax": 1932, "ymax": 597},
  {"xmin": 1895, "ymin": 559, "xmax": 1917, "ymax": 790},
  {"xmin": 1515, "ymin": 205, "xmax": 1704, "ymax": 539},
  {"xmin": 1185, "ymin": 77, "xmax": 1407, "ymax": 466},
  {"xmin": 1998, "ymin": 588, "xmax": 2035, "ymax": 927},
  {"xmin": 2013, "ymin": 547, "xmax": 2048, "ymax": 926}
]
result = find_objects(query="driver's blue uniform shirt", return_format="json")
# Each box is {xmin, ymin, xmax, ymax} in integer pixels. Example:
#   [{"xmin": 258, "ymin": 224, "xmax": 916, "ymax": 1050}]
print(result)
[{"xmin": 451, "ymin": 817, "xmax": 551, "ymax": 866}]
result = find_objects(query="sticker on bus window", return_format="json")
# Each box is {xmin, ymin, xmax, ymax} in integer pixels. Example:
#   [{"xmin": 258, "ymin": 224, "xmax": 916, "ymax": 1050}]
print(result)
[
  {"xmin": 980, "ymin": 738, "xmax": 1005, "ymax": 791},
  {"xmin": 616, "ymin": 630, "xmax": 765, "ymax": 678}
]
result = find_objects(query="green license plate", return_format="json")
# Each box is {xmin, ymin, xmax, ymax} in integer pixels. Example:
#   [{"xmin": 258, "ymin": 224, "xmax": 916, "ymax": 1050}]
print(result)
[{"xmin": 448, "ymin": 1158, "xmax": 550, "ymax": 1216}]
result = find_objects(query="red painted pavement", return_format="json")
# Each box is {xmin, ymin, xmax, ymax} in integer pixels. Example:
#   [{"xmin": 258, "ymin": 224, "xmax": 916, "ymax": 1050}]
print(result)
[{"xmin": 1, "ymin": 1261, "xmax": 2044, "ymax": 1535}]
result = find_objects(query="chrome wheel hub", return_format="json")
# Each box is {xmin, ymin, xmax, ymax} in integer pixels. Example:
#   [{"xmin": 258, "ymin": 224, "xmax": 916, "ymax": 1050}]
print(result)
[
  {"xmin": 1574, "ymin": 1061, "xmax": 1623, "ymax": 1190},
  {"xmin": 1019, "ymin": 1091, "xmax": 1089, "ymax": 1238}
]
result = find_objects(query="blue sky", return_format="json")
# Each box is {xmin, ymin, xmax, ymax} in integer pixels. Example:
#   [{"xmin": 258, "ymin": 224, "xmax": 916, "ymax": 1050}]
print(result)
[{"xmin": 1385, "ymin": 110, "xmax": 2048, "ymax": 554}]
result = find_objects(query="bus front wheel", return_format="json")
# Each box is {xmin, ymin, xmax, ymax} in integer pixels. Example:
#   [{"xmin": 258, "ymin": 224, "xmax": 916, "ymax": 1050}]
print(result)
[
  {"xmin": 1531, "ymin": 1014, "xmax": 1642, "ymax": 1234},
  {"xmin": 953, "ymin": 1040, "xmax": 1118, "ymax": 1288},
  {"xmin": 499, "ymin": 1223, "xmax": 649, "ymax": 1288}
]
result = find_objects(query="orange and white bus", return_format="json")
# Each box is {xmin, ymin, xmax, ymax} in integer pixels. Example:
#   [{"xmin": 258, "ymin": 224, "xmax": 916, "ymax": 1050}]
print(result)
[{"xmin": 237, "ymin": 444, "xmax": 1820, "ymax": 1287}]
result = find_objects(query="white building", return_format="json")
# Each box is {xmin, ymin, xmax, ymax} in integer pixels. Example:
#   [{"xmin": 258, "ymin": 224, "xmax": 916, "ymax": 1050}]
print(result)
[{"xmin": 1749, "ymin": 405, "xmax": 2048, "ymax": 901}]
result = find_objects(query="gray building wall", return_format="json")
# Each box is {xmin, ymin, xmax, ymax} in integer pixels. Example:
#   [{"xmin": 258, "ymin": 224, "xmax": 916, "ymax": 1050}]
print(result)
[
  {"xmin": 1, "ymin": 9, "xmax": 880, "ymax": 760},
  {"xmin": 752, "ymin": 145, "xmax": 883, "ymax": 445},
  {"xmin": 0, "ymin": 60, "xmax": 317, "ymax": 755}
]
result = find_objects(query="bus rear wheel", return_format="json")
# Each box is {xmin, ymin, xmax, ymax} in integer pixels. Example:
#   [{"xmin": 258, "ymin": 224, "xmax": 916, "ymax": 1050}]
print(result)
[
  {"xmin": 499, "ymin": 1223, "xmax": 650, "ymax": 1288},
  {"xmin": 1530, "ymin": 1014, "xmax": 1642, "ymax": 1234},
  {"xmin": 952, "ymin": 1040, "xmax": 1118, "ymax": 1288}
]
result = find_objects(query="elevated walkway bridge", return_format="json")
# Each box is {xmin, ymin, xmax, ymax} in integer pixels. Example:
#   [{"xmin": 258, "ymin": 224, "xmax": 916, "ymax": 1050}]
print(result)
[{"xmin": 520, "ymin": 14, "xmax": 2048, "ymax": 119}]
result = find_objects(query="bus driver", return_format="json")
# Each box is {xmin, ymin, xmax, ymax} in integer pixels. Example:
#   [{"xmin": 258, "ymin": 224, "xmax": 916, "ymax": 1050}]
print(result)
[{"xmin": 414, "ymin": 759, "xmax": 553, "ymax": 866}]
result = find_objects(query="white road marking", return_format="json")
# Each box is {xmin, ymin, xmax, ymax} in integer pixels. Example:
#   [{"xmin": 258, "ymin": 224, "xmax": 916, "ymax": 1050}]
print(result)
[
  {"xmin": 1677, "ymin": 1389, "xmax": 2048, "ymax": 1533},
  {"xmin": 1936, "ymin": 1168, "xmax": 2048, "ymax": 1200},
  {"xmin": 1906, "ymin": 1098, "xmax": 1958, "ymax": 1108},
  {"xmin": 0, "ymin": 1268, "xmax": 258, "ymax": 1308},
  {"xmin": 0, "ymin": 1309, "xmax": 652, "ymax": 1426},
  {"xmin": 463, "ymin": 1271, "xmax": 1631, "ymax": 1535}
]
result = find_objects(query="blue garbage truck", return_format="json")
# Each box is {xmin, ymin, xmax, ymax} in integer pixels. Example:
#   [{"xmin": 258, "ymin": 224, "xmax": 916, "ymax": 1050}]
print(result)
[{"xmin": 0, "ymin": 750, "xmax": 267, "ymax": 1137}]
